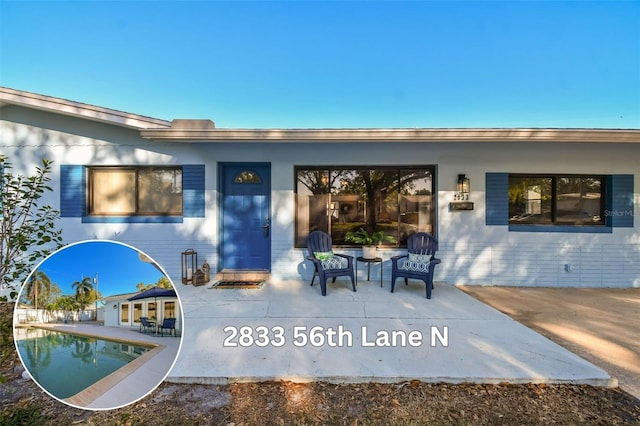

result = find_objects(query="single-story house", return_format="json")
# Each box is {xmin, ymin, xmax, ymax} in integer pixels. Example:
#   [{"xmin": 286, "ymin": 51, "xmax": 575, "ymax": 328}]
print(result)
[
  {"xmin": 103, "ymin": 292, "xmax": 181, "ymax": 331},
  {"xmin": 1, "ymin": 87, "xmax": 638, "ymax": 289}
]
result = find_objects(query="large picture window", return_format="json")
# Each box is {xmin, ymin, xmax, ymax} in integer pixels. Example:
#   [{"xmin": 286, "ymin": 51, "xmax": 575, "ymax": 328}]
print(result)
[
  {"xmin": 508, "ymin": 175, "xmax": 605, "ymax": 226},
  {"xmin": 88, "ymin": 167, "xmax": 182, "ymax": 216},
  {"xmin": 295, "ymin": 166, "xmax": 435, "ymax": 247}
]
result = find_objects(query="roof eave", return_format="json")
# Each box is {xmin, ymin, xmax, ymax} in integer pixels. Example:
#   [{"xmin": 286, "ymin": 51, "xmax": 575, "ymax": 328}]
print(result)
[
  {"xmin": 0, "ymin": 86, "xmax": 171, "ymax": 130},
  {"xmin": 139, "ymin": 128, "xmax": 640, "ymax": 143}
]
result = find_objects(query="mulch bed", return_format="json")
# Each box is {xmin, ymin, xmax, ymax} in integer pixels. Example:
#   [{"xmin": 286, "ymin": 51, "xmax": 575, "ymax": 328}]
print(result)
[{"xmin": 2, "ymin": 302, "xmax": 639, "ymax": 425}]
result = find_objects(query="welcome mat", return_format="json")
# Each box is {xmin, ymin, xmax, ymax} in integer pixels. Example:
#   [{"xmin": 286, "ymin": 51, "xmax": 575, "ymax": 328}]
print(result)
[{"xmin": 212, "ymin": 280, "xmax": 265, "ymax": 289}]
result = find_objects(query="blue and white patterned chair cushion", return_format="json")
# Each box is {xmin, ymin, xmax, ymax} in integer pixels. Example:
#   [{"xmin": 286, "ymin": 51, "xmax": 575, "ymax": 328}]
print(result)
[
  {"xmin": 314, "ymin": 251, "xmax": 349, "ymax": 270},
  {"xmin": 314, "ymin": 251, "xmax": 334, "ymax": 261},
  {"xmin": 400, "ymin": 253, "xmax": 432, "ymax": 273}
]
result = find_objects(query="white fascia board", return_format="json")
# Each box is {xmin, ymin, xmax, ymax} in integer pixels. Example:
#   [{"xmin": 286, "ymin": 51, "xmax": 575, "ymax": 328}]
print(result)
[
  {"xmin": 139, "ymin": 127, "xmax": 640, "ymax": 143},
  {"xmin": 0, "ymin": 87, "xmax": 171, "ymax": 130}
]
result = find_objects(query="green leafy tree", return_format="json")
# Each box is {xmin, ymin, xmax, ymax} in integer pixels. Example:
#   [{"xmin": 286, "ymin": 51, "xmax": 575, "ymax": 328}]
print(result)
[
  {"xmin": 156, "ymin": 276, "xmax": 173, "ymax": 288},
  {"xmin": 136, "ymin": 276, "xmax": 173, "ymax": 292},
  {"xmin": 54, "ymin": 295, "xmax": 78, "ymax": 322},
  {"xmin": 0, "ymin": 156, "xmax": 64, "ymax": 301},
  {"xmin": 135, "ymin": 282, "xmax": 150, "ymax": 292},
  {"xmin": 72, "ymin": 277, "xmax": 94, "ymax": 319},
  {"xmin": 24, "ymin": 270, "xmax": 53, "ymax": 310}
]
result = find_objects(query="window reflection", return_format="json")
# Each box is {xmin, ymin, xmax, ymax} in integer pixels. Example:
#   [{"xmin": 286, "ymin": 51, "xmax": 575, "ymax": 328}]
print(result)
[
  {"xmin": 234, "ymin": 170, "xmax": 262, "ymax": 183},
  {"xmin": 295, "ymin": 167, "xmax": 435, "ymax": 247},
  {"xmin": 509, "ymin": 175, "xmax": 604, "ymax": 225},
  {"xmin": 88, "ymin": 167, "xmax": 182, "ymax": 216}
]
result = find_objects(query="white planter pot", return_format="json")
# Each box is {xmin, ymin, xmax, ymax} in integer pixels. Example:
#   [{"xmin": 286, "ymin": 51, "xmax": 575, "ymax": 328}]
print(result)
[{"xmin": 362, "ymin": 245, "xmax": 377, "ymax": 259}]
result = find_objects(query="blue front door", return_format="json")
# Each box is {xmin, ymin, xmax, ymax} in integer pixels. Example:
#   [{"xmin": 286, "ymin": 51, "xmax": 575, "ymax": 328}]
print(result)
[{"xmin": 220, "ymin": 163, "xmax": 271, "ymax": 271}]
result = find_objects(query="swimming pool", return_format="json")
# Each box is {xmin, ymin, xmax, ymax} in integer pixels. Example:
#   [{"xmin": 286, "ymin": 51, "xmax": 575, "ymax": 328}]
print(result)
[{"xmin": 16, "ymin": 328, "xmax": 153, "ymax": 399}]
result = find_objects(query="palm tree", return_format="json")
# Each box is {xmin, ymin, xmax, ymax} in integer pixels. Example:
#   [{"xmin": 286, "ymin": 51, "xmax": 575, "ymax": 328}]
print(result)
[
  {"xmin": 25, "ymin": 270, "xmax": 51, "ymax": 311},
  {"xmin": 72, "ymin": 276, "xmax": 94, "ymax": 320},
  {"xmin": 54, "ymin": 295, "xmax": 77, "ymax": 323}
]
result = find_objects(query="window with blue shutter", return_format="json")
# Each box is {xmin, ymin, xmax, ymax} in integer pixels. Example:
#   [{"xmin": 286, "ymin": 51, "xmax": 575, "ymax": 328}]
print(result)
[
  {"xmin": 485, "ymin": 173, "xmax": 634, "ymax": 233},
  {"xmin": 607, "ymin": 174, "xmax": 634, "ymax": 228},
  {"xmin": 60, "ymin": 164, "xmax": 205, "ymax": 223},
  {"xmin": 60, "ymin": 165, "xmax": 86, "ymax": 217},
  {"xmin": 485, "ymin": 173, "xmax": 509, "ymax": 225},
  {"xmin": 183, "ymin": 164, "xmax": 205, "ymax": 217}
]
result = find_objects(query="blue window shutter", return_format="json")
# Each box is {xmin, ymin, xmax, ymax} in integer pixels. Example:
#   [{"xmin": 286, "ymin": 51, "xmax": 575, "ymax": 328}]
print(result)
[
  {"xmin": 486, "ymin": 173, "xmax": 509, "ymax": 225},
  {"xmin": 183, "ymin": 165, "xmax": 205, "ymax": 217},
  {"xmin": 60, "ymin": 165, "xmax": 85, "ymax": 217},
  {"xmin": 608, "ymin": 174, "xmax": 634, "ymax": 228}
]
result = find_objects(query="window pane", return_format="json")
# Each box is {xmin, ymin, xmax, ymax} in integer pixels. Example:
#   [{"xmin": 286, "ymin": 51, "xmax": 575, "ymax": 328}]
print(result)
[
  {"xmin": 234, "ymin": 170, "xmax": 261, "ymax": 183},
  {"xmin": 164, "ymin": 301, "xmax": 176, "ymax": 319},
  {"xmin": 138, "ymin": 168, "xmax": 182, "ymax": 215},
  {"xmin": 133, "ymin": 303, "xmax": 143, "ymax": 323},
  {"xmin": 295, "ymin": 169, "xmax": 330, "ymax": 246},
  {"xmin": 509, "ymin": 177, "xmax": 552, "ymax": 224},
  {"xmin": 90, "ymin": 169, "xmax": 136, "ymax": 214},
  {"xmin": 120, "ymin": 304, "xmax": 129, "ymax": 323},
  {"xmin": 295, "ymin": 166, "xmax": 435, "ymax": 247},
  {"xmin": 556, "ymin": 177, "xmax": 603, "ymax": 224},
  {"xmin": 330, "ymin": 169, "xmax": 363, "ymax": 245},
  {"xmin": 148, "ymin": 302, "xmax": 156, "ymax": 320},
  {"xmin": 398, "ymin": 169, "xmax": 434, "ymax": 244}
]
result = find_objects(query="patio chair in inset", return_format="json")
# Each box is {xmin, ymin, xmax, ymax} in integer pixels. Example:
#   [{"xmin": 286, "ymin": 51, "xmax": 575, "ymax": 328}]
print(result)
[
  {"xmin": 306, "ymin": 230, "xmax": 356, "ymax": 296},
  {"xmin": 391, "ymin": 232, "xmax": 441, "ymax": 299},
  {"xmin": 158, "ymin": 318, "xmax": 177, "ymax": 336},
  {"xmin": 139, "ymin": 317, "xmax": 154, "ymax": 333}
]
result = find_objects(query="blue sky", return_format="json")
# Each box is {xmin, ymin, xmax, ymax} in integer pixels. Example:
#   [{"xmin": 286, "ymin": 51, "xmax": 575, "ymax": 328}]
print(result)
[
  {"xmin": 1, "ymin": 1, "xmax": 639, "ymax": 128},
  {"xmin": 32, "ymin": 241, "xmax": 168, "ymax": 301}
]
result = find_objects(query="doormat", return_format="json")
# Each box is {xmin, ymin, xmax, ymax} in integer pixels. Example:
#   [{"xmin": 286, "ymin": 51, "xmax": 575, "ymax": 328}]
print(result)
[{"xmin": 212, "ymin": 280, "xmax": 265, "ymax": 289}]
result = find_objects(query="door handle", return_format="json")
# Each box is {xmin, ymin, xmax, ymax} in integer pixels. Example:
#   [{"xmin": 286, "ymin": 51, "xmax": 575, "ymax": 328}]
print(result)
[{"xmin": 263, "ymin": 217, "xmax": 270, "ymax": 237}]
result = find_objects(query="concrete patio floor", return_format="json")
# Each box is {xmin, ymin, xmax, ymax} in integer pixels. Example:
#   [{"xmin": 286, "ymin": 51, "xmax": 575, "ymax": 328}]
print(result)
[{"xmin": 168, "ymin": 278, "xmax": 613, "ymax": 388}]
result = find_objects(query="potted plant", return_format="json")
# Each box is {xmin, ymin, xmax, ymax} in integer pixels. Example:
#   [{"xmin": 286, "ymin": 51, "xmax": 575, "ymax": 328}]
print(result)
[{"xmin": 345, "ymin": 228, "xmax": 396, "ymax": 259}]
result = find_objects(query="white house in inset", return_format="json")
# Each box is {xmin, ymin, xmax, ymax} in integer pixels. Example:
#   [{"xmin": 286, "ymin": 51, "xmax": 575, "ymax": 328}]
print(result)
[{"xmin": 103, "ymin": 292, "xmax": 181, "ymax": 331}]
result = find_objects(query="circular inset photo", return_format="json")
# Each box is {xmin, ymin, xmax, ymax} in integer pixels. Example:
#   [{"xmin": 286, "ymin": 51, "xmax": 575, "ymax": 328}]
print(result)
[{"xmin": 13, "ymin": 240, "xmax": 183, "ymax": 410}]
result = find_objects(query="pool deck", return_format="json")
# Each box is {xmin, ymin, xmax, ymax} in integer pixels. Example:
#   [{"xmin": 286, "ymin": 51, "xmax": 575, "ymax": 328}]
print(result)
[{"xmin": 23, "ymin": 323, "xmax": 181, "ymax": 410}]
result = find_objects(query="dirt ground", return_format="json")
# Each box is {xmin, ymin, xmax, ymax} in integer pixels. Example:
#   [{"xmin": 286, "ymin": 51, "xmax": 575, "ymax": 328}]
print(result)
[
  {"xmin": 2, "ymin": 292, "xmax": 640, "ymax": 425},
  {"xmin": 458, "ymin": 286, "xmax": 640, "ymax": 399}
]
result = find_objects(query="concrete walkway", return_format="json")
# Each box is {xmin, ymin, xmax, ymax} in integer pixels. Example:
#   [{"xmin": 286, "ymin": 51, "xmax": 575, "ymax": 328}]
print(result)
[{"xmin": 169, "ymin": 279, "xmax": 613, "ymax": 387}]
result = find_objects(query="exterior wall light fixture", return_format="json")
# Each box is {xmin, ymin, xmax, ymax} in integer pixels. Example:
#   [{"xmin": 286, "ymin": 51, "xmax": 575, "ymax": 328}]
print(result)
[
  {"xmin": 455, "ymin": 174, "xmax": 470, "ymax": 200},
  {"xmin": 450, "ymin": 174, "xmax": 474, "ymax": 211}
]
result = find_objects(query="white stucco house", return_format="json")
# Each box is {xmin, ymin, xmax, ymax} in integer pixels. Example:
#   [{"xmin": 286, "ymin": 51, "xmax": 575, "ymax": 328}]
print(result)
[
  {"xmin": 103, "ymin": 292, "xmax": 181, "ymax": 332},
  {"xmin": 1, "ymin": 87, "xmax": 638, "ymax": 290}
]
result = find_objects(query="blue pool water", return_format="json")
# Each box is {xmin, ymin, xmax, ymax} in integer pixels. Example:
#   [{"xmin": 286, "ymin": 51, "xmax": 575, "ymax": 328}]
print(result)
[{"xmin": 16, "ymin": 328, "xmax": 151, "ymax": 399}]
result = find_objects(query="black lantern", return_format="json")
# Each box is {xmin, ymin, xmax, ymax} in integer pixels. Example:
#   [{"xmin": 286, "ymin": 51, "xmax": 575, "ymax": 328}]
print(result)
[
  {"xmin": 181, "ymin": 249, "xmax": 198, "ymax": 284},
  {"xmin": 455, "ymin": 174, "xmax": 470, "ymax": 201},
  {"xmin": 457, "ymin": 174, "xmax": 470, "ymax": 194}
]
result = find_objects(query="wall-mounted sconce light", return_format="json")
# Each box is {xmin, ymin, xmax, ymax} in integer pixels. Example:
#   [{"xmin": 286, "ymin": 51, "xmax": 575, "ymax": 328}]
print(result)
[
  {"xmin": 450, "ymin": 173, "xmax": 474, "ymax": 211},
  {"xmin": 455, "ymin": 174, "xmax": 470, "ymax": 199}
]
